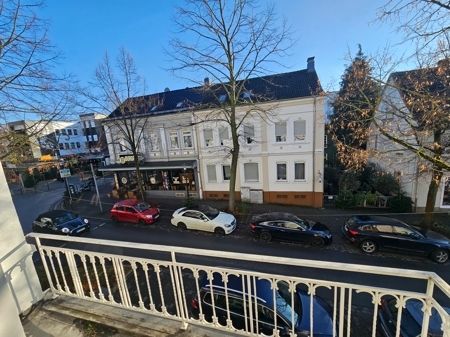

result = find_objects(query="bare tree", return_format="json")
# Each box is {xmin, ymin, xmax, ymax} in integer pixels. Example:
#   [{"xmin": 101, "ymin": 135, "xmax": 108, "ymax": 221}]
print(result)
[
  {"xmin": 169, "ymin": 0, "xmax": 291, "ymax": 211},
  {"xmin": 0, "ymin": 0, "xmax": 75, "ymax": 161},
  {"xmin": 81, "ymin": 49, "xmax": 149, "ymax": 200}
]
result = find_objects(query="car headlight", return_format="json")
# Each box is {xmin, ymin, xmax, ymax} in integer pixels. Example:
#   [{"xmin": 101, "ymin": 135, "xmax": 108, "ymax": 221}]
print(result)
[
  {"xmin": 146, "ymin": 215, "xmax": 153, "ymax": 219},
  {"xmin": 224, "ymin": 223, "xmax": 232, "ymax": 228},
  {"xmin": 61, "ymin": 227, "xmax": 70, "ymax": 234},
  {"xmin": 83, "ymin": 218, "xmax": 89, "ymax": 224}
]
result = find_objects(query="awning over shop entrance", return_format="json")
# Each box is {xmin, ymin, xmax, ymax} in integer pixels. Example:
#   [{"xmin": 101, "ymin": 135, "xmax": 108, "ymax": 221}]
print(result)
[{"xmin": 98, "ymin": 160, "xmax": 197, "ymax": 172}]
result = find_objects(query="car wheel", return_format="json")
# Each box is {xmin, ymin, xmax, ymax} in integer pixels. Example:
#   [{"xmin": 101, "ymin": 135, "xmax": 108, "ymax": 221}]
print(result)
[
  {"xmin": 177, "ymin": 222, "xmax": 187, "ymax": 231},
  {"xmin": 311, "ymin": 236, "xmax": 325, "ymax": 247},
  {"xmin": 214, "ymin": 227, "xmax": 225, "ymax": 236},
  {"xmin": 360, "ymin": 240, "xmax": 377, "ymax": 254},
  {"xmin": 431, "ymin": 249, "xmax": 449, "ymax": 264},
  {"xmin": 260, "ymin": 231, "xmax": 272, "ymax": 242}
]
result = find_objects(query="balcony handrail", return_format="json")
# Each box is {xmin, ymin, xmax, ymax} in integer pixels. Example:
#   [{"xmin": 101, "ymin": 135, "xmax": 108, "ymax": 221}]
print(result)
[{"xmin": 26, "ymin": 233, "xmax": 447, "ymax": 286}]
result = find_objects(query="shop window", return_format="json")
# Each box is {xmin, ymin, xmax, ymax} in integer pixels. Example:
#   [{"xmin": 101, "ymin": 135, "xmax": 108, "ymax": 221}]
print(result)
[
  {"xmin": 275, "ymin": 122, "xmax": 286, "ymax": 142},
  {"xmin": 294, "ymin": 162, "xmax": 305, "ymax": 180},
  {"xmin": 183, "ymin": 131, "xmax": 193, "ymax": 148},
  {"xmin": 222, "ymin": 165, "xmax": 231, "ymax": 181},
  {"xmin": 170, "ymin": 131, "xmax": 179, "ymax": 149},
  {"xmin": 244, "ymin": 125, "xmax": 255, "ymax": 144},
  {"xmin": 277, "ymin": 163, "xmax": 287, "ymax": 181},
  {"xmin": 244, "ymin": 163, "xmax": 259, "ymax": 182},
  {"xmin": 207, "ymin": 165, "xmax": 217, "ymax": 183},
  {"xmin": 204, "ymin": 129, "xmax": 213, "ymax": 147},
  {"xmin": 294, "ymin": 120, "xmax": 306, "ymax": 141}
]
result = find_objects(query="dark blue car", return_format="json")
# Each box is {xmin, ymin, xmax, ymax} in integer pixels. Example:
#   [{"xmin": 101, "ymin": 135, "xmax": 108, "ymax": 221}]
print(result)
[
  {"xmin": 32, "ymin": 210, "xmax": 90, "ymax": 236},
  {"xmin": 191, "ymin": 273, "xmax": 334, "ymax": 337},
  {"xmin": 250, "ymin": 212, "xmax": 332, "ymax": 246}
]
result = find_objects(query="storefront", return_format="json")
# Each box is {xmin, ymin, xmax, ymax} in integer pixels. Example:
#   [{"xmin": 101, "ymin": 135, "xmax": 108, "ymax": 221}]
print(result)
[{"xmin": 99, "ymin": 160, "xmax": 199, "ymax": 199}]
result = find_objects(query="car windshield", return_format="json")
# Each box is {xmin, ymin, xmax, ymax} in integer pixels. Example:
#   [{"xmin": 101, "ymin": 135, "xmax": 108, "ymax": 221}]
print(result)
[
  {"xmin": 54, "ymin": 212, "xmax": 77, "ymax": 225},
  {"xmin": 275, "ymin": 281, "xmax": 302, "ymax": 326},
  {"xmin": 202, "ymin": 207, "xmax": 220, "ymax": 219},
  {"xmin": 136, "ymin": 202, "xmax": 150, "ymax": 212}
]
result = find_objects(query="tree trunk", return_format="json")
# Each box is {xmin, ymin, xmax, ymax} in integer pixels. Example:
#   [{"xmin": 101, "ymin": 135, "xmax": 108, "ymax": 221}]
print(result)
[
  {"xmin": 423, "ymin": 167, "xmax": 443, "ymax": 229},
  {"xmin": 133, "ymin": 153, "xmax": 145, "ymax": 201},
  {"xmin": 228, "ymin": 107, "xmax": 239, "ymax": 212}
]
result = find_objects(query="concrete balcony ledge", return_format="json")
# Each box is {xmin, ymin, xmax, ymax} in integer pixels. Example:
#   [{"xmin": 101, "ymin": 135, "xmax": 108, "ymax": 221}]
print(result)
[{"xmin": 22, "ymin": 294, "xmax": 234, "ymax": 337}]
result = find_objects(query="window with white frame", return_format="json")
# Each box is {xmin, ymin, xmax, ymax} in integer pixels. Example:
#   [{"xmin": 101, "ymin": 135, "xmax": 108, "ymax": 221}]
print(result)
[
  {"xmin": 89, "ymin": 120, "xmax": 95, "ymax": 128},
  {"xmin": 244, "ymin": 124, "xmax": 255, "ymax": 144},
  {"xmin": 67, "ymin": 129, "xmax": 73, "ymax": 136},
  {"xmin": 222, "ymin": 165, "xmax": 231, "ymax": 181},
  {"xmin": 294, "ymin": 120, "xmax": 306, "ymax": 141},
  {"xmin": 149, "ymin": 133, "xmax": 159, "ymax": 151},
  {"xmin": 73, "ymin": 129, "xmax": 78, "ymax": 136},
  {"xmin": 294, "ymin": 162, "xmax": 305, "ymax": 180},
  {"xmin": 64, "ymin": 143, "xmax": 69, "ymax": 149},
  {"xmin": 76, "ymin": 142, "xmax": 81, "ymax": 148},
  {"xmin": 204, "ymin": 129, "xmax": 213, "ymax": 147},
  {"xmin": 170, "ymin": 131, "xmax": 179, "ymax": 149},
  {"xmin": 244, "ymin": 163, "xmax": 259, "ymax": 182},
  {"xmin": 276, "ymin": 163, "xmax": 287, "ymax": 181},
  {"xmin": 219, "ymin": 127, "xmax": 229, "ymax": 145},
  {"xmin": 442, "ymin": 177, "xmax": 449, "ymax": 207},
  {"xmin": 206, "ymin": 165, "xmax": 217, "ymax": 183},
  {"xmin": 183, "ymin": 131, "xmax": 193, "ymax": 148},
  {"xmin": 119, "ymin": 139, "xmax": 127, "ymax": 152},
  {"xmin": 275, "ymin": 122, "xmax": 287, "ymax": 142},
  {"xmin": 93, "ymin": 134, "xmax": 98, "ymax": 141}
]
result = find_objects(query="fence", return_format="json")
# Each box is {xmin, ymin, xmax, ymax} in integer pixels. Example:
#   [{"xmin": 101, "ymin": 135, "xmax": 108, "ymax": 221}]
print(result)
[{"xmin": 27, "ymin": 233, "xmax": 450, "ymax": 337}]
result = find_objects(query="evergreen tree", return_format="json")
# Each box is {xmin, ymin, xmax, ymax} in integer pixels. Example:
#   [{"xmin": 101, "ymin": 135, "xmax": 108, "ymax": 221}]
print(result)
[{"xmin": 329, "ymin": 45, "xmax": 381, "ymax": 169}]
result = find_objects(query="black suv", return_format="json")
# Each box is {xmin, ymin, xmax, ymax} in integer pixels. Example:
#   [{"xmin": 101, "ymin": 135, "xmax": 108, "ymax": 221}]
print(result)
[
  {"xmin": 191, "ymin": 273, "xmax": 333, "ymax": 336},
  {"xmin": 249, "ymin": 212, "xmax": 332, "ymax": 246},
  {"xmin": 342, "ymin": 215, "xmax": 450, "ymax": 263}
]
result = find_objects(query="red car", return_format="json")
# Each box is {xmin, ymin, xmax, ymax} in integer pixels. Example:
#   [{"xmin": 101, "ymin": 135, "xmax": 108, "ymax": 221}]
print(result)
[{"xmin": 110, "ymin": 199, "xmax": 160, "ymax": 224}]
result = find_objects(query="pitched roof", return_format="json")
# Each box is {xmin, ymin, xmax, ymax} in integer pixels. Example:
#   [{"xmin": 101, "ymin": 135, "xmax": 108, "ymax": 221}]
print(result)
[{"xmin": 107, "ymin": 69, "xmax": 322, "ymax": 119}]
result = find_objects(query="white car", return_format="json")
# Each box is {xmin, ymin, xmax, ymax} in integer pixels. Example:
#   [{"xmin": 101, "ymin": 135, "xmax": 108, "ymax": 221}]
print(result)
[{"xmin": 171, "ymin": 206, "xmax": 237, "ymax": 235}]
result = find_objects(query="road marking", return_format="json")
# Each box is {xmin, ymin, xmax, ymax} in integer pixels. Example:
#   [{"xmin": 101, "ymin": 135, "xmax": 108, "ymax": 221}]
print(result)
[{"xmin": 92, "ymin": 222, "xmax": 106, "ymax": 230}]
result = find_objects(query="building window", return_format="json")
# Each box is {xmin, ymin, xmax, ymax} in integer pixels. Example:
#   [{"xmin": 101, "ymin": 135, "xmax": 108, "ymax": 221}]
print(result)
[
  {"xmin": 324, "ymin": 134, "xmax": 328, "ymax": 148},
  {"xmin": 244, "ymin": 125, "xmax": 255, "ymax": 144},
  {"xmin": 64, "ymin": 143, "xmax": 70, "ymax": 149},
  {"xmin": 293, "ymin": 120, "xmax": 306, "ymax": 141},
  {"xmin": 294, "ymin": 162, "xmax": 305, "ymax": 180},
  {"xmin": 149, "ymin": 133, "xmax": 159, "ymax": 151},
  {"xmin": 244, "ymin": 163, "xmax": 259, "ymax": 182},
  {"xmin": 222, "ymin": 165, "xmax": 231, "ymax": 181},
  {"xmin": 206, "ymin": 165, "xmax": 217, "ymax": 183},
  {"xmin": 61, "ymin": 129, "xmax": 67, "ymax": 135},
  {"xmin": 55, "ymin": 129, "xmax": 60, "ymax": 135},
  {"xmin": 183, "ymin": 131, "xmax": 193, "ymax": 148},
  {"xmin": 276, "ymin": 163, "xmax": 287, "ymax": 181},
  {"xmin": 76, "ymin": 142, "xmax": 81, "ymax": 148},
  {"xmin": 119, "ymin": 139, "xmax": 127, "ymax": 152},
  {"xmin": 170, "ymin": 131, "xmax": 179, "ymax": 149},
  {"xmin": 70, "ymin": 142, "xmax": 75, "ymax": 149},
  {"xmin": 73, "ymin": 129, "xmax": 78, "ymax": 135},
  {"xmin": 89, "ymin": 120, "xmax": 95, "ymax": 128},
  {"xmin": 275, "ymin": 122, "xmax": 286, "ymax": 142},
  {"xmin": 67, "ymin": 129, "xmax": 72, "ymax": 136},
  {"xmin": 442, "ymin": 177, "xmax": 449, "ymax": 207},
  {"xmin": 59, "ymin": 143, "xmax": 64, "ymax": 150},
  {"xmin": 219, "ymin": 127, "xmax": 229, "ymax": 145},
  {"xmin": 204, "ymin": 129, "xmax": 213, "ymax": 147},
  {"xmin": 93, "ymin": 134, "xmax": 98, "ymax": 141}
]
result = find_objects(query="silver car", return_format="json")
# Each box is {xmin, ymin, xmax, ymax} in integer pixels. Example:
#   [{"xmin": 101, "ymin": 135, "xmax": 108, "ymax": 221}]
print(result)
[{"xmin": 171, "ymin": 206, "xmax": 236, "ymax": 235}]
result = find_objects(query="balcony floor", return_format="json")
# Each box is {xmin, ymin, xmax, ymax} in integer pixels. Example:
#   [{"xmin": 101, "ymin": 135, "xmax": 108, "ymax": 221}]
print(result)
[{"xmin": 22, "ymin": 293, "xmax": 234, "ymax": 337}]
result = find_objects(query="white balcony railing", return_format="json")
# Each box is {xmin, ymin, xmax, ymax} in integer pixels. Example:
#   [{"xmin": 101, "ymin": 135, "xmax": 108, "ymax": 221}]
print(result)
[{"xmin": 27, "ymin": 233, "xmax": 450, "ymax": 337}]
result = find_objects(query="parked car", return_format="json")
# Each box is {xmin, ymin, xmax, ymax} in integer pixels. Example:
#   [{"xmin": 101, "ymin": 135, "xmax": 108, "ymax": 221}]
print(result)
[
  {"xmin": 378, "ymin": 296, "xmax": 450, "ymax": 337},
  {"xmin": 110, "ymin": 199, "xmax": 160, "ymax": 224},
  {"xmin": 249, "ymin": 212, "xmax": 332, "ymax": 246},
  {"xmin": 191, "ymin": 273, "xmax": 333, "ymax": 337},
  {"xmin": 342, "ymin": 215, "xmax": 450, "ymax": 263},
  {"xmin": 170, "ymin": 206, "xmax": 236, "ymax": 235},
  {"xmin": 32, "ymin": 210, "xmax": 90, "ymax": 235}
]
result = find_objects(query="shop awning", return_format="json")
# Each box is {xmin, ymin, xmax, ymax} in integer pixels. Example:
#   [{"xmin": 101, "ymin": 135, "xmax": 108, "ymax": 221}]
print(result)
[{"xmin": 98, "ymin": 160, "xmax": 197, "ymax": 172}]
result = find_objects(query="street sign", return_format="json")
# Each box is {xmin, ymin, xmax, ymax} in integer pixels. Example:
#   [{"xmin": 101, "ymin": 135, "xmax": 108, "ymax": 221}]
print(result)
[{"xmin": 60, "ymin": 168, "xmax": 71, "ymax": 178}]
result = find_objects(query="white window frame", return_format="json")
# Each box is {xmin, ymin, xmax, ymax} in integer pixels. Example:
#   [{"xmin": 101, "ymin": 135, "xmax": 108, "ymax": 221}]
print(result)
[
  {"xmin": 293, "ymin": 120, "xmax": 306, "ymax": 141},
  {"xmin": 244, "ymin": 162, "xmax": 259, "ymax": 182},
  {"xmin": 222, "ymin": 165, "xmax": 231, "ymax": 181},
  {"xmin": 219, "ymin": 126, "xmax": 229, "ymax": 145},
  {"xmin": 244, "ymin": 124, "xmax": 255, "ymax": 144},
  {"xmin": 276, "ymin": 162, "xmax": 287, "ymax": 181},
  {"xmin": 206, "ymin": 165, "xmax": 217, "ymax": 183},
  {"xmin": 169, "ymin": 131, "xmax": 179, "ymax": 149},
  {"xmin": 182, "ymin": 131, "xmax": 193, "ymax": 148},
  {"xmin": 204, "ymin": 129, "xmax": 214, "ymax": 147},
  {"xmin": 149, "ymin": 133, "xmax": 159, "ymax": 152},
  {"xmin": 275, "ymin": 121, "xmax": 287, "ymax": 143},
  {"xmin": 294, "ymin": 162, "xmax": 306, "ymax": 181}
]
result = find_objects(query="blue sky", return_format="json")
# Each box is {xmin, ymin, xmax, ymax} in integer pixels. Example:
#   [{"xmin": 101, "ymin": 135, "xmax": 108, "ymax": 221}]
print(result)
[{"xmin": 40, "ymin": 0, "xmax": 414, "ymax": 93}]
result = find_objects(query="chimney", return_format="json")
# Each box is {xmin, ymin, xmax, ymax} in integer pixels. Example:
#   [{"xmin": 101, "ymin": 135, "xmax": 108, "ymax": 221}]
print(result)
[
  {"xmin": 204, "ymin": 77, "xmax": 210, "ymax": 86},
  {"xmin": 307, "ymin": 57, "xmax": 315, "ymax": 72}
]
